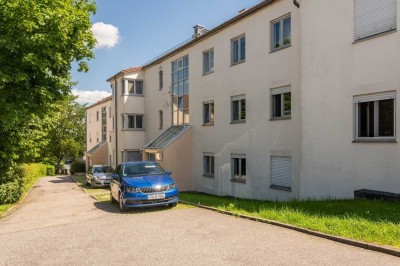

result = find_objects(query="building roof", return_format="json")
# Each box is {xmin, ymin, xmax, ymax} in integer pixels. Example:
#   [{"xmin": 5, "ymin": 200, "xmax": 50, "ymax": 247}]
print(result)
[
  {"xmin": 86, "ymin": 95, "xmax": 112, "ymax": 110},
  {"xmin": 143, "ymin": 0, "xmax": 276, "ymax": 68},
  {"xmin": 143, "ymin": 125, "xmax": 191, "ymax": 150},
  {"xmin": 87, "ymin": 140, "xmax": 107, "ymax": 155},
  {"xmin": 106, "ymin": 66, "xmax": 143, "ymax": 82}
]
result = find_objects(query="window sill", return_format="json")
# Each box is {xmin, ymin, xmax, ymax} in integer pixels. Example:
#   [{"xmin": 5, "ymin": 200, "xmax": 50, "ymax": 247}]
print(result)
[
  {"xmin": 270, "ymin": 185, "xmax": 291, "ymax": 192},
  {"xmin": 231, "ymin": 177, "xmax": 246, "ymax": 184},
  {"xmin": 353, "ymin": 29, "xmax": 397, "ymax": 44},
  {"xmin": 230, "ymin": 120, "xmax": 246, "ymax": 124},
  {"xmin": 230, "ymin": 60, "xmax": 245, "ymax": 67},
  {"xmin": 270, "ymin": 44, "xmax": 291, "ymax": 54},
  {"xmin": 202, "ymin": 123, "xmax": 214, "ymax": 127},
  {"xmin": 202, "ymin": 71, "xmax": 214, "ymax": 76},
  {"xmin": 202, "ymin": 173, "xmax": 215, "ymax": 178},
  {"xmin": 122, "ymin": 129, "xmax": 145, "ymax": 132},
  {"xmin": 270, "ymin": 116, "xmax": 291, "ymax": 121},
  {"xmin": 352, "ymin": 139, "xmax": 397, "ymax": 143}
]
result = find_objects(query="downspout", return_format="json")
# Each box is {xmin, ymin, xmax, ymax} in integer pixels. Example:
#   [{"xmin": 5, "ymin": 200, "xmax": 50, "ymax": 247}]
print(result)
[
  {"xmin": 114, "ymin": 78, "xmax": 118, "ymax": 165},
  {"xmin": 293, "ymin": 0, "xmax": 299, "ymax": 8}
]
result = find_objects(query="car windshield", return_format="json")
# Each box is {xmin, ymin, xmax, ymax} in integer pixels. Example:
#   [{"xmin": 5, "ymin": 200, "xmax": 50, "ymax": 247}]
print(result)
[
  {"xmin": 122, "ymin": 162, "xmax": 166, "ymax": 177},
  {"xmin": 93, "ymin": 166, "xmax": 114, "ymax": 174}
]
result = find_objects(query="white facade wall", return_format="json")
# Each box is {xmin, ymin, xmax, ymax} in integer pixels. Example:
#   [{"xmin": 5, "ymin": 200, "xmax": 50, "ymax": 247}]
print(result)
[
  {"xmin": 299, "ymin": 0, "xmax": 400, "ymax": 198},
  {"xmin": 86, "ymin": 99, "xmax": 111, "ymax": 151}
]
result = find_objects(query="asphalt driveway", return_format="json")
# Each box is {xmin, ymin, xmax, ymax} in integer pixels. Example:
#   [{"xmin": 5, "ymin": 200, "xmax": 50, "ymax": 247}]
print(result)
[{"xmin": 0, "ymin": 176, "xmax": 398, "ymax": 265}]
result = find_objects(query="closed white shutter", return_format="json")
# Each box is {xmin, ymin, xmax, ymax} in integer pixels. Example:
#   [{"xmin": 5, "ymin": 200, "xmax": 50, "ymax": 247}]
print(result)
[
  {"xmin": 271, "ymin": 156, "xmax": 291, "ymax": 188},
  {"xmin": 271, "ymin": 85, "xmax": 291, "ymax": 95},
  {"xmin": 354, "ymin": 91, "xmax": 396, "ymax": 103},
  {"xmin": 355, "ymin": 0, "xmax": 397, "ymax": 40}
]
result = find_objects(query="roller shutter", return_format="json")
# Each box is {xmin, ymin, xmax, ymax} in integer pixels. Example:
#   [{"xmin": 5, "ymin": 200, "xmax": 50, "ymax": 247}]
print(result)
[{"xmin": 271, "ymin": 156, "xmax": 292, "ymax": 189}]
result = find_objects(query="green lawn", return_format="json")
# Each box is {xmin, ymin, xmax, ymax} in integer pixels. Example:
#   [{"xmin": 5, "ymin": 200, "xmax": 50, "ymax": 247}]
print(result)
[{"xmin": 179, "ymin": 192, "xmax": 400, "ymax": 248}]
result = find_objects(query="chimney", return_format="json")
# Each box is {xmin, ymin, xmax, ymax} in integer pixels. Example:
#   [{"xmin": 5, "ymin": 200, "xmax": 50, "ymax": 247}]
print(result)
[{"xmin": 193, "ymin": 24, "xmax": 205, "ymax": 38}]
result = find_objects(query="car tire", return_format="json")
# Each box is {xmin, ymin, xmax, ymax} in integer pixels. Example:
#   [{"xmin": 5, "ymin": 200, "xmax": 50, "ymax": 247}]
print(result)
[
  {"xmin": 110, "ymin": 191, "xmax": 116, "ymax": 203},
  {"xmin": 119, "ymin": 193, "xmax": 127, "ymax": 212},
  {"xmin": 169, "ymin": 202, "xmax": 178, "ymax": 208}
]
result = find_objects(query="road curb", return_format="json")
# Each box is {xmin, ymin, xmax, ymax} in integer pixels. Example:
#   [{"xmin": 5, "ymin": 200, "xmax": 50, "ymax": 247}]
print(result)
[
  {"xmin": 1, "ymin": 176, "xmax": 49, "ymax": 219},
  {"xmin": 179, "ymin": 200, "xmax": 400, "ymax": 258}
]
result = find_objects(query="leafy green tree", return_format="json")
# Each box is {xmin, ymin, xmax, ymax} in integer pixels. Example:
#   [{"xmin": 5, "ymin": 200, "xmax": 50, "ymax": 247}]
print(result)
[
  {"xmin": 0, "ymin": 0, "xmax": 96, "ymax": 177},
  {"xmin": 43, "ymin": 96, "xmax": 87, "ymax": 171}
]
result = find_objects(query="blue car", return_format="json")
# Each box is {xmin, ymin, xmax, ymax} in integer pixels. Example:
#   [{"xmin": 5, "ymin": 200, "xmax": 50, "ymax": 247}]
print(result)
[{"xmin": 110, "ymin": 161, "xmax": 179, "ymax": 211}]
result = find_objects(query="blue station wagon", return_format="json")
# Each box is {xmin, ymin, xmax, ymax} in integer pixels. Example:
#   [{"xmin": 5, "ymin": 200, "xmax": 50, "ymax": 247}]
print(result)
[{"xmin": 110, "ymin": 161, "xmax": 179, "ymax": 211}]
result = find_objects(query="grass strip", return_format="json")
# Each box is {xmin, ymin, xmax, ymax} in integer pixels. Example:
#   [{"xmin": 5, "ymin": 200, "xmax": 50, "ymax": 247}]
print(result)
[{"xmin": 180, "ymin": 192, "xmax": 400, "ymax": 248}]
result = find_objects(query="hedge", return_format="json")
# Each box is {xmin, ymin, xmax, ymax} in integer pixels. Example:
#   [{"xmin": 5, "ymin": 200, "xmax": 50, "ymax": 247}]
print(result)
[
  {"xmin": 46, "ymin": 165, "xmax": 55, "ymax": 176},
  {"xmin": 70, "ymin": 160, "xmax": 86, "ymax": 174}
]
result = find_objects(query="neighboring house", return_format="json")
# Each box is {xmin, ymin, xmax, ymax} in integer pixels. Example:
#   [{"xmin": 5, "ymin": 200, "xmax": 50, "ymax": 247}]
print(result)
[
  {"xmin": 104, "ymin": 0, "xmax": 400, "ymax": 200},
  {"xmin": 86, "ymin": 96, "xmax": 112, "ymax": 168}
]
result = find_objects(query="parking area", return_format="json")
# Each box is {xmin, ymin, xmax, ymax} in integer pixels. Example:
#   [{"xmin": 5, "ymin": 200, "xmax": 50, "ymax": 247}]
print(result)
[{"xmin": 0, "ymin": 176, "xmax": 398, "ymax": 265}]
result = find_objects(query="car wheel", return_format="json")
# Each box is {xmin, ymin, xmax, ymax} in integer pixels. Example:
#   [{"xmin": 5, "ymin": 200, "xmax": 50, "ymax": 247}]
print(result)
[
  {"xmin": 119, "ymin": 193, "xmax": 127, "ymax": 212},
  {"xmin": 110, "ymin": 191, "xmax": 116, "ymax": 203},
  {"xmin": 169, "ymin": 202, "xmax": 178, "ymax": 208}
]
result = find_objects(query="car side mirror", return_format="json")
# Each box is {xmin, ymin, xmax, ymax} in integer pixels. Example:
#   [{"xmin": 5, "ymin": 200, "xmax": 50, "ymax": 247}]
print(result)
[
  {"xmin": 112, "ymin": 174, "xmax": 119, "ymax": 179},
  {"xmin": 165, "ymin": 170, "xmax": 172, "ymax": 175}
]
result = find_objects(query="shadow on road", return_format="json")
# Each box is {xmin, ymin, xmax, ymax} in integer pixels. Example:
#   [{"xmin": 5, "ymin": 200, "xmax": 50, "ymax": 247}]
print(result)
[
  {"xmin": 93, "ymin": 201, "xmax": 175, "ymax": 215},
  {"xmin": 48, "ymin": 176, "xmax": 75, "ymax": 184}
]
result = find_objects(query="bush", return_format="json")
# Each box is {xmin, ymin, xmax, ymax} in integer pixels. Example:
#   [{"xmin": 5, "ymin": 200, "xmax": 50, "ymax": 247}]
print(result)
[
  {"xmin": 0, "ymin": 179, "xmax": 23, "ymax": 204},
  {"xmin": 70, "ymin": 160, "xmax": 86, "ymax": 174},
  {"xmin": 46, "ymin": 165, "xmax": 55, "ymax": 176},
  {"xmin": 23, "ymin": 163, "xmax": 46, "ymax": 183}
]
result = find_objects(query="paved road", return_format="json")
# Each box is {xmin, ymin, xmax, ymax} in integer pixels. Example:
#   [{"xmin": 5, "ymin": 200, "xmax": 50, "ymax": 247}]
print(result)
[{"xmin": 0, "ymin": 176, "xmax": 398, "ymax": 265}]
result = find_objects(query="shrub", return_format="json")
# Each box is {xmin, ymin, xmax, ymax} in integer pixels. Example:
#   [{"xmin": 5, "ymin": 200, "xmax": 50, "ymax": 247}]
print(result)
[
  {"xmin": 70, "ymin": 160, "xmax": 86, "ymax": 174},
  {"xmin": 46, "ymin": 165, "xmax": 55, "ymax": 176},
  {"xmin": 23, "ymin": 163, "xmax": 46, "ymax": 183},
  {"xmin": 0, "ymin": 180, "xmax": 23, "ymax": 204}
]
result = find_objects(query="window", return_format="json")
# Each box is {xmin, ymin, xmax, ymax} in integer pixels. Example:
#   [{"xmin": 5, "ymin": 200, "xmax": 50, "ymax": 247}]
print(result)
[
  {"xmin": 271, "ymin": 14, "xmax": 291, "ymax": 51},
  {"xmin": 111, "ymin": 84, "xmax": 114, "ymax": 98},
  {"xmin": 109, "ymin": 154, "xmax": 112, "ymax": 165},
  {"xmin": 203, "ymin": 153, "xmax": 215, "ymax": 177},
  {"xmin": 271, "ymin": 86, "xmax": 291, "ymax": 119},
  {"xmin": 96, "ymin": 111, "xmax": 99, "ymax": 121},
  {"xmin": 231, "ymin": 35, "xmax": 245, "ymax": 64},
  {"xmin": 231, "ymin": 95, "xmax": 246, "ymax": 123},
  {"xmin": 126, "ymin": 80, "xmax": 144, "ymax": 95},
  {"xmin": 101, "ymin": 107, "xmax": 107, "ymax": 141},
  {"xmin": 159, "ymin": 71, "xmax": 163, "ymax": 90},
  {"xmin": 109, "ymin": 135, "xmax": 111, "ymax": 143},
  {"xmin": 354, "ymin": 91, "xmax": 396, "ymax": 140},
  {"xmin": 232, "ymin": 154, "xmax": 246, "ymax": 182},
  {"xmin": 109, "ymin": 107, "xmax": 111, "ymax": 118},
  {"xmin": 270, "ymin": 156, "xmax": 292, "ymax": 191},
  {"xmin": 124, "ymin": 150, "xmax": 142, "ymax": 162},
  {"xmin": 172, "ymin": 55, "xmax": 189, "ymax": 125},
  {"xmin": 112, "ymin": 117, "xmax": 115, "ymax": 130},
  {"xmin": 203, "ymin": 101, "xmax": 215, "ymax": 125},
  {"xmin": 203, "ymin": 49, "xmax": 214, "ymax": 74},
  {"xmin": 89, "ymin": 133, "xmax": 92, "ymax": 143},
  {"xmin": 122, "ymin": 114, "xmax": 144, "ymax": 130},
  {"xmin": 96, "ymin": 132, "xmax": 99, "ymax": 143},
  {"xmin": 354, "ymin": 0, "xmax": 397, "ymax": 41},
  {"xmin": 159, "ymin": 110, "xmax": 163, "ymax": 129}
]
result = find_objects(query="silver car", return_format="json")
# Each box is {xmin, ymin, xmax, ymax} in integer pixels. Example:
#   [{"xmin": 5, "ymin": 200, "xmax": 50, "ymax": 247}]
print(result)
[{"xmin": 86, "ymin": 165, "xmax": 114, "ymax": 188}]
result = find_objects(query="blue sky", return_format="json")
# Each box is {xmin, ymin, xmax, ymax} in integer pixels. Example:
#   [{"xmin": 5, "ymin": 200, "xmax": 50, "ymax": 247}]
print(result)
[{"xmin": 71, "ymin": 0, "xmax": 262, "ymax": 103}]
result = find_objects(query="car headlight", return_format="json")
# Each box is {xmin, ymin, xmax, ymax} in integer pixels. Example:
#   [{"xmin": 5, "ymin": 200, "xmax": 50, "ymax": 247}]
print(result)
[
  {"xmin": 168, "ymin": 183, "xmax": 177, "ymax": 190},
  {"xmin": 125, "ymin": 187, "xmax": 140, "ymax": 192}
]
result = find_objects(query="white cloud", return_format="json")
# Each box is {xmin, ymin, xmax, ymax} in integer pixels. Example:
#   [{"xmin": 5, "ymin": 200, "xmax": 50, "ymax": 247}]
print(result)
[
  {"xmin": 72, "ymin": 89, "xmax": 111, "ymax": 105},
  {"xmin": 91, "ymin": 22, "xmax": 120, "ymax": 49}
]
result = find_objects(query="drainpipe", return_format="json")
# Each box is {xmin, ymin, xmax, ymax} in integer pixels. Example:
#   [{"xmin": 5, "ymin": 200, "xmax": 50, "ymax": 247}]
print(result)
[
  {"xmin": 293, "ymin": 0, "xmax": 300, "ymax": 8},
  {"xmin": 114, "ymin": 78, "xmax": 118, "ymax": 165}
]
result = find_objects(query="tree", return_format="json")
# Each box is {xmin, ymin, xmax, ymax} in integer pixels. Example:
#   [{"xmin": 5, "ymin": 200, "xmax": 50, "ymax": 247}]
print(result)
[
  {"xmin": 43, "ymin": 95, "xmax": 86, "ymax": 170},
  {"xmin": 0, "ymin": 0, "xmax": 96, "ymax": 176}
]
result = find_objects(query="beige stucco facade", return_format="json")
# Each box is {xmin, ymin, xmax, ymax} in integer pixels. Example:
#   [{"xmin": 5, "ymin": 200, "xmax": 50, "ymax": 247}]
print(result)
[{"xmin": 102, "ymin": 0, "xmax": 400, "ymax": 200}]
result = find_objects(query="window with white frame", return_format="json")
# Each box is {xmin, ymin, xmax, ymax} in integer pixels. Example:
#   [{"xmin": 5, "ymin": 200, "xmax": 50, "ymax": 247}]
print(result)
[
  {"xmin": 122, "ymin": 114, "xmax": 144, "ymax": 130},
  {"xmin": 231, "ymin": 95, "xmax": 246, "ymax": 123},
  {"xmin": 203, "ymin": 49, "xmax": 214, "ymax": 74},
  {"xmin": 126, "ymin": 80, "xmax": 144, "ymax": 95},
  {"xmin": 354, "ymin": 91, "xmax": 396, "ymax": 140},
  {"xmin": 203, "ymin": 101, "xmax": 215, "ymax": 125},
  {"xmin": 271, "ymin": 14, "xmax": 291, "ymax": 51},
  {"xmin": 271, "ymin": 86, "xmax": 291, "ymax": 119},
  {"xmin": 172, "ymin": 55, "xmax": 189, "ymax": 125},
  {"xmin": 232, "ymin": 154, "xmax": 246, "ymax": 182},
  {"xmin": 270, "ymin": 156, "xmax": 292, "ymax": 191},
  {"xmin": 124, "ymin": 150, "xmax": 142, "ymax": 162},
  {"xmin": 231, "ymin": 35, "xmax": 245, "ymax": 64},
  {"xmin": 354, "ymin": 0, "xmax": 397, "ymax": 41},
  {"xmin": 203, "ymin": 153, "xmax": 215, "ymax": 177}
]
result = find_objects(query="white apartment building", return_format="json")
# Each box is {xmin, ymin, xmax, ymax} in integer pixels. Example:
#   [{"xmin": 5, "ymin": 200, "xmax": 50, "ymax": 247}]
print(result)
[
  {"xmin": 104, "ymin": 0, "xmax": 400, "ymax": 200},
  {"xmin": 86, "ymin": 96, "xmax": 112, "ymax": 168}
]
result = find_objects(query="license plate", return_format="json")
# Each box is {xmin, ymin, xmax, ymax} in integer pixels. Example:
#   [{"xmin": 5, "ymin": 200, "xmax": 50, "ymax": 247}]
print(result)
[{"xmin": 148, "ymin": 194, "xmax": 165, "ymax": 200}]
